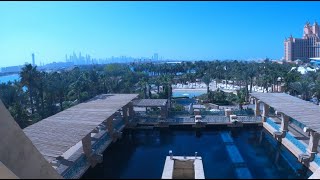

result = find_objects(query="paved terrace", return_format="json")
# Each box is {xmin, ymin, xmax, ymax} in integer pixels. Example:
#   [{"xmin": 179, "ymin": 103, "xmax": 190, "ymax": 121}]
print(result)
[
  {"xmin": 250, "ymin": 92, "xmax": 320, "ymax": 178},
  {"xmin": 23, "ymin": 94, "xmax": 138, "ymax": 177}
]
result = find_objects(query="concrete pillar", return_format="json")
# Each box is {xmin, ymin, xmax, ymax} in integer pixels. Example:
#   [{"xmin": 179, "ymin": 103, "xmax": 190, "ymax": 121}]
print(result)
[
  {"xmin": 82, "ymin": 133, "xmax": 99, "ymax": 167},
  {"xmin": 161, "ymin": 106, "xmax": 167, "ymax": 118},
  {"xmin": 250, "ymin": 97, "xmax": 254, "ymax": 104},
  {"xmin": 254, "ymin": 99, "xmax": 260, "ymax": 116},
  {"xmin": 106, "ymin": 114, "xmax": 115, "ymax": 136},
  {"xmin": 128, "ymin": 102, "xmax": 134, "ymax": 117},
  {"xmin": 82, "ymin": 133, "xmax": 103, "ymax": 167},
  {"xmin": 122, "ymin": 106, "xmax": 128, "ymax": 125},
  {"xmin": 82, "ymin": 134, "xmax": 92, "ymax": 158},
  {"xmin": 194, "ymin": 109, "xmax": 200, "ymax": 116},
  {"xmin": 307, "ymin": 131, "xmax": 320, "ymax": 160},
  {"xmin": 262, "ymin": 103, "xmax": 269, "ymax": 122},
  {"xmin": 229, "ymin": 115, "xmax": 237, "ymax": 123},
  {"xmin": 273, "ymin": 112, "xmax": 289, "ymax": 141},
  {"xmin": 225, "ymin": 108, "xmax": 232, "ymax": 117},
  {"xmin": 280, "ymin": 113, "xmax": 289, "ymax": 136}
]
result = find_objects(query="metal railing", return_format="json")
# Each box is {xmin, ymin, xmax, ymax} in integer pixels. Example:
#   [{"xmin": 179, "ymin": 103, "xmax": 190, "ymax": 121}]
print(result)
[{"xmin": 133, "ymin": 115, "xmax": 262, "ymax": 124}]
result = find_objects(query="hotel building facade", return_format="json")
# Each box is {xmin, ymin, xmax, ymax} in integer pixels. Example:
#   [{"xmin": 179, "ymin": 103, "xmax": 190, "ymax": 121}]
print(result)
[{"xmin": 284, "ymin": 21, "xmax": 320, "ymax": 62}]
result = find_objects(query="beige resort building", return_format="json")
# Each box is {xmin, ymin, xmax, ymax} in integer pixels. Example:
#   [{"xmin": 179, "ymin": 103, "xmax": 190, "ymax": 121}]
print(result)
[{"xmin": 284, "ymin": 21, "xmax": 320, "ymax": 62}]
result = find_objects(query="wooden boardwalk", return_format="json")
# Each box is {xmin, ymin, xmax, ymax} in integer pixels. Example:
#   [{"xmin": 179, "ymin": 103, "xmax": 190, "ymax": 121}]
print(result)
[
  {"xmin": 23, "ymin": 94, "xmax": 138, "ymax": 163},
  {"xmin": 250, "ymin": 92, "xmax": 320, "ymax": 132}
]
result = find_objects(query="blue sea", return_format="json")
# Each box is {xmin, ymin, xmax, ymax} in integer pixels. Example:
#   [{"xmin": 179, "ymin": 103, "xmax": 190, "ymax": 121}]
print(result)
[{"xmin": 0, "ymin": 74, "xmax": 20, "ymax": 84}]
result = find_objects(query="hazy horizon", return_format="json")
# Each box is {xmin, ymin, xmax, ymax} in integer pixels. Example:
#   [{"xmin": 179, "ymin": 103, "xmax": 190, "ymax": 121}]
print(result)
[{"xmin": 1, "ymin": 1, "xmax": 320, "ymax": 67}]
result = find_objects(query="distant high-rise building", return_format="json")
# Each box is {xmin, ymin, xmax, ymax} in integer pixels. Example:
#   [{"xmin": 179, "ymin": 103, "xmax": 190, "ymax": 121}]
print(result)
[
  {"xmin": 153, "ymin": 53, "xmax": 159, "ymax": 61},
  {"xmin": 284, "ymin": 21, "xmax": 320, "ymax": 62},
  {"xmin": 31, "ymin": 53, "xmax": 35, "ymax": 66}
]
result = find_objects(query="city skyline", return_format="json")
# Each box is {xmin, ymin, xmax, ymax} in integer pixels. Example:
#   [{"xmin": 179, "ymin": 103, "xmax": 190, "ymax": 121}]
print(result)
[{"xmin": 1, "ymin": 1, "xmax": 320, "ymax": 67}]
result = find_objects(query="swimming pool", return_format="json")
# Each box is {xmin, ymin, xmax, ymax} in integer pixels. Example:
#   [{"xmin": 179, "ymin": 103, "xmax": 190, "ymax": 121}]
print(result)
[
  {"xmin": 0, "ymin": 74, "xmax": 20, "ymax": 84},
  {"xmin": 81, "ymin": 127, "xmax": 312, "ymax": 179},
  {"xmin": 172, "ymin": 90, "xmax": 206, "ymax": 98}
]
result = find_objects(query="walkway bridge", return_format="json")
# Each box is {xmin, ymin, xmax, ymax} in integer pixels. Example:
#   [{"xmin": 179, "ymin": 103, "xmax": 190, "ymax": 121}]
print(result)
[
  {"xmin": 0, "ymin": 94, "xmax": 138, "ymax": 179},
  {"xmin": 250, "ymin": 92, "xmax": 320, "ymax": 179}
]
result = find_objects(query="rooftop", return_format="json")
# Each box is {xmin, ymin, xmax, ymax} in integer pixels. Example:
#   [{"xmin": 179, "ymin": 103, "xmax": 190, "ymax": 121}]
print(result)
[{"xmin": 132, "ymin": 99, "xmax": 168, "ymax": 107}]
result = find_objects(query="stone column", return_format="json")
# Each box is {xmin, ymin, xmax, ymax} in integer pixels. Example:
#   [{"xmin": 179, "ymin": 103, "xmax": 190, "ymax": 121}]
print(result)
[
  {"xmin": 106, "ymin": 114, "xmax": 115, "ymax": 136},
  {"xmin": 262, "ymin": 103, "xmax": 269, "ymax": 122},
  {"xmin": 273, "ymin": 112, "xmax": 289, "ymax": 141},
  {"xmin": 82, "ymin": 133, "xmax": 103, "ymax": 167},
  {"xmin": 307, "ymin": 131, "xmax": 320, "ymax": 160},
  {"xmin": 82, "ymin": 134, "xmax": 92, "ymax": 158},
  {"xmin": 122, "ymin": 106, "xmax": 128, "ymax": 125},
  {"xmin": 82, "ymin": 133, "xmax": 98, "ymax": 167},
  {"xmin": 250, "ymin": 96, "xmax": 254, "ymax": 104},
  {"xmin": 161, "ymin": 106, "xmax": 167, "ymax": 118},
  {"xmin": 280, "ymin": 113, "xmax": 289, "ymax": 136},
  {"xmin": 128, "ymin": 102, "xmax": 134, "ymax": 117},
  {"xmin": 254, "ymin": 99, "xmax": 260, "ymax": 116},
  {"xmin": 225, "ymin": 108, "xmax": 232, "ymax": 117}
]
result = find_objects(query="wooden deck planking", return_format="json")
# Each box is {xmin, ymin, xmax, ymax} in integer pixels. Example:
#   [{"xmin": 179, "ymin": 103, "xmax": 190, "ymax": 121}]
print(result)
[
  {"xmin": 24, "ymin": 131, "xmax": 88, "ymax": 144},
  {"xmin": 23, "ymin": 94, "xmax": 138, "ymax": 162},
  {"xmin": 251, "ymin": 93, "xmax": 320, "ymax": 132},
  {"xmin": 24, "ymin": 126, "xmax": 92, "ymax": 138}
]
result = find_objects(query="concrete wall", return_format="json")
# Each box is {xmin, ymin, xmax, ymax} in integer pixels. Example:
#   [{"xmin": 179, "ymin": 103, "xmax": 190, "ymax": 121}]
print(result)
[
  {"xmin": 0, "ymin": 100, "xmax": 62, "ymax": 179},
  {"xmin": 0, "ymin": 161, "xmax": 19, "ymax": 179}
]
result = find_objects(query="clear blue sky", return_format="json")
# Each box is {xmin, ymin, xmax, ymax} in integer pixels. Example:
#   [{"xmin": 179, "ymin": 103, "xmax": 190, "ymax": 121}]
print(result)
[{"xmin": 1, "ymin": 1, "xmax": 320, "ymax": 67}]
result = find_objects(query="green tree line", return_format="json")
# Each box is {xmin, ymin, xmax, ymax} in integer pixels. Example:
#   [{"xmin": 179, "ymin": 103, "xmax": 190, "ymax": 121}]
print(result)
[{"xmin": 0, "ymin": 60, "xmax": 318, "ymax": 128}]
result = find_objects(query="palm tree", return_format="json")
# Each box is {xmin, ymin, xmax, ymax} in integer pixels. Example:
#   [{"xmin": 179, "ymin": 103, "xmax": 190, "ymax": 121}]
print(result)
[
  {"xmin": 52, "ymin": 72, "xmax": 67, "ymax": 111},
  {"xmin": 284, "ymin": 68, "xmax": 301, "ymax": 94},
  {"xmin": 236, "ymin": 89, "xmax": 246, "ymax": 109},
  {"xmin": 153, "ymin": 77, "xmax": 161, "ymax": 93},
  {"xmin": 290, "ymin": 80, "xmax": 314, "ymax": 100},
  {"xmin": 20, "ymin": 64, "xmax": 39, "ymax": 115},
  {"xmin": 312, "ymin": 80, "xmax": 320, "ymax": 102},
  {"xmin": 202, "ymin": 74, "xmax": 211, "ymax": 93},
  {"xmin": 138, "ymin": 78, "xmax": 148, "ymax": 98},
  {"xmin": 35, "ymin": 71, "xmax": 46, "ymax": 118},
  {"xmin": 247, "ymin": 63, "xmax": 258, "ymax": 93}
]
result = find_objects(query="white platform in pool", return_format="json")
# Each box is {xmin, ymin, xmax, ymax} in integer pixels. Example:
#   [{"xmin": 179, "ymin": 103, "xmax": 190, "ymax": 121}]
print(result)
[{"xmin": 161, "ymin": 156, "xmax": 205, "ymax": 179}]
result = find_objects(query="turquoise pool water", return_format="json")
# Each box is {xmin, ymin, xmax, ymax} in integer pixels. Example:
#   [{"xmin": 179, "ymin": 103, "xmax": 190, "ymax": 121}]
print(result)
[
  {"xmin": 172, "ymin": 90, "xmax": 206, "ymax": 98},
  {"xmin": 0, "ymin": 74, "xmax": 20, "ymax": 84},
  {"xmin": 82, "ymin": 127, "xmax": 312, "ymax": 179}
]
